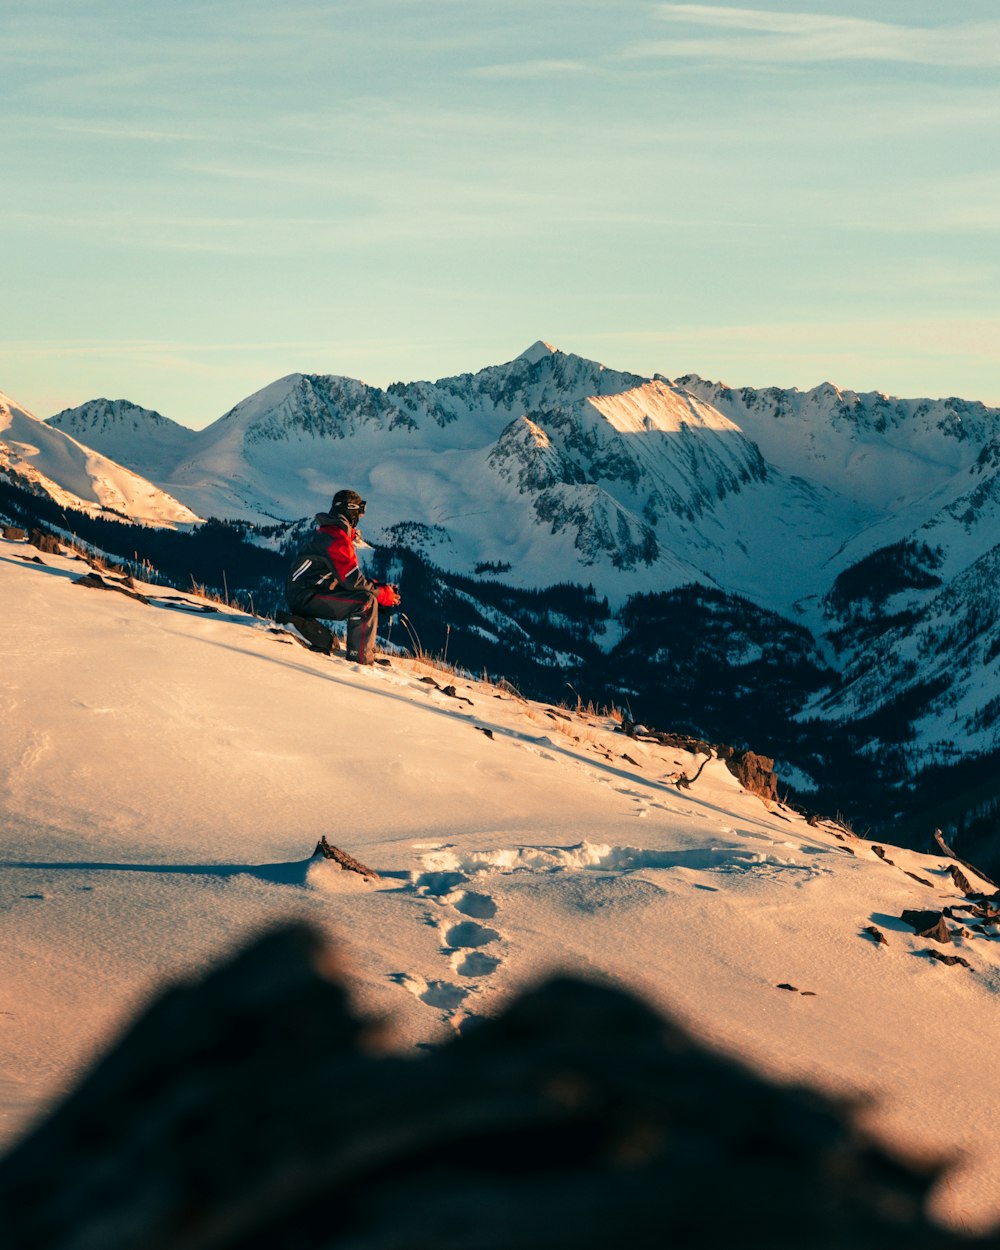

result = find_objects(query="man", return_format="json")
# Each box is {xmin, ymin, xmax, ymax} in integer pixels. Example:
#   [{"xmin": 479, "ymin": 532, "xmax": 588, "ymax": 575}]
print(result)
[{"xmin": 281, "ymin": 489, "xmax": 400, "ymax": 665}]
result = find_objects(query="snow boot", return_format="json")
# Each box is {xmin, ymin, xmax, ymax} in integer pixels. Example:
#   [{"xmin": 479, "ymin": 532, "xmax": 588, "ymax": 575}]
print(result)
[{"xmin": 276, "ymin": 610, "xmax": 336, "ymax": 654}]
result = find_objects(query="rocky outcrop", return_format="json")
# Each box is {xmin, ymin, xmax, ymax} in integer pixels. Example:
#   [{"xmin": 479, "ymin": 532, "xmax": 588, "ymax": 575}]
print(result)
[
  {"xmin": 901, "ymin": 910, "xmax": 953, "ymax": 944},
  {"xmin": 312, "ymin": 837, "xmax": 379, "ymax": 881},
  {"xmin": 29, "ymin": 527, "xmax": 62, "ymax": 554},
  {"xmin": 73, "ymin": 571, "xmax": 151, "ymax": 604},
  {"xmin": 724, "ymin": 748, "xmax": 779, "ymax": 804}
]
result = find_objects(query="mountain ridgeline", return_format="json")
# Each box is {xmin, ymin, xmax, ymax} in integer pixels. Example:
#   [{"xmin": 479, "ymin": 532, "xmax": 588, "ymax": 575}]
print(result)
[{"xmin": 6, "ymin": 342, "xmax": 1000, "ymax": 868}]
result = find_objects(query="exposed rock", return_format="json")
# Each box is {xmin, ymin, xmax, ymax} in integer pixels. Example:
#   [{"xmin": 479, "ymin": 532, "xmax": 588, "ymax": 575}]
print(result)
[
  {"xmin": 925, "ymin": 950, "xmax": 972, "ymax": 970},
  {"xmin": 904, "ymin": 871, "xmax": 934, "ymax": 887},
  {"xmin": 901, "ymin": 910, "xmax": 953, "ymax": 944},
  {"xmin": 621, "ymin": 721, "xmax": 712, "ymax": 756},
  {"xmin": 1, "ymin": 524, "xmax": 27, "ymax": 540},
  {"xmin": 864, "ymin": 925, "xmax": 888, "ymax": 946},
  {"xmin": 725, "ymin": 749, "xmax": 779, "ymax": 804},
  {"xmin": 29, "ymin": 527, "xmax": 61, "ymax": 554},
  {"xmin": 418, "ymin": 675, "xmax": 474, "ymax": 705},
  {"xmin": 948, "ymin": 898, "xmax": 1000, "ymax": 933},
  {"xmin": 72, "ymin": 571, "xmax": 150, "ymax": 604},
  {"xmin": 0, "ymin": 923, "xmax": 971, "ymax": 1250},
  {"xmin": 312, "ymin": 836, "xmax": 379, "ymax": 881},
  {"xmin": 948, "ymin": 864, "xmax": 976, "ymax": 895},
  {"xmin": 933, "ymin": 829, "xmax": 997, "ymax": 890}
]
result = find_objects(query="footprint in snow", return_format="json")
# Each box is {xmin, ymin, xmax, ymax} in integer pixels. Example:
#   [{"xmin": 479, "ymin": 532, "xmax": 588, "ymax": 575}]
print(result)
[
  {"xmin": 457, "ymin": 1013, "xmax": 487, "ymax": 1035},
  {"xmin": 443, "ymin": 920, "xmax": 501, "ymax": 949},
  {"xmin": 391, "ymin": 973, "xmax": 469, "ymax": 1013},
  {"xmin": 414, "ymin": 870, "xmax": 470, "ymax": 897},
  {"xmin": 394, "ymin": 849, "xmax": 505, "ymax": 1034},
  {"xmin": 451, "ymin": 950, "xmax": 501, "ymax": 978},
  {"xmin": 418, "ymin": 981, "xmax": 469, "ymax": 1011},
  {"xmin": 451, "ymin": 889, "xmax": 497, "ymax": 920}
]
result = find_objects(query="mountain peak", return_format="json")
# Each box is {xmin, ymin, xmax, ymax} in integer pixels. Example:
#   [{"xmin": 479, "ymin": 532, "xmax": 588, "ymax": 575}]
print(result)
[
  {"xmin": 48, "ymin": 396, "xmax": 180, "ymax": 431},
  {"xmin": 516, "ymin": 340, "xmax": 558, "ymax": 365}
]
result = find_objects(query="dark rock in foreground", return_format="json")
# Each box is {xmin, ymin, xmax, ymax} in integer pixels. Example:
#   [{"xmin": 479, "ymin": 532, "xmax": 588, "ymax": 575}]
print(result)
[
  {"xmin": 901, "ymin": 910, "xmax": 954, "ymax": 945},
  {"xmin": 0, "ymin": 924, "xmax": 976, "ymax": 1249}
]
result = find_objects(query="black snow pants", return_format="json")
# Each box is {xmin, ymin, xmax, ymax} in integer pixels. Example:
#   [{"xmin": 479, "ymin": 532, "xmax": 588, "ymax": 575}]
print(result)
[{"xmin": 288, "ymin": 586, "xmax": 379, "ymax": 665}]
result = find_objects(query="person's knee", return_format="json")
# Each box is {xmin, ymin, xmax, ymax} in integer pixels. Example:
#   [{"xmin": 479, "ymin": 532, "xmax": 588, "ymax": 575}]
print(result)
[{"xmin": 349, "ymin": 590, "xmax": 378, "ymax": 621}]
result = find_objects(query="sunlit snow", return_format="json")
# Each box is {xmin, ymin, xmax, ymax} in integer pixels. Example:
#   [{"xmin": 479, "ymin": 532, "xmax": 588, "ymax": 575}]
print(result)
[{"xmin": 3, "ymin": 533, "xmax": 1000, "ymax": 1232}]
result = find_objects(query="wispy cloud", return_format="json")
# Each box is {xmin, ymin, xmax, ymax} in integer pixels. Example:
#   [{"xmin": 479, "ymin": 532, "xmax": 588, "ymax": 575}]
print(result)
[
  {"xmin": 469, "ymin": 58, "xmax": 591, "ymax": 80},
  {"xmin": 50, "ymin": 121, "xmax": 204, "ymax": 144},
  {"xmin": 632, "ymin": 6, "xmax": 1000, "ymax": 67}
]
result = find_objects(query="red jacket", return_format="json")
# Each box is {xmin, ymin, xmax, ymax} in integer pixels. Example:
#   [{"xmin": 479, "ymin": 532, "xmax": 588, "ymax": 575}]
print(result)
[{"xmin": 286, "ymin": 512, "xmax": 397, "ymax": 607}]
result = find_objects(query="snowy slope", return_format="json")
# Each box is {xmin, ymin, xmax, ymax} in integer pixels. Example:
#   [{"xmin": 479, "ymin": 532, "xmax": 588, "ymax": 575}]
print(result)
[
  {"xmin": 1, "ymin": 392, "xmax": 200, "ymax": 527},
  {"xmin": 678, "ymin": 375, "xmax": 1000, "ymax": 511},
  {"xmin": 47, "ymin": 397, "xmax": 197, "ymax": 485},
  {"xmin": 680, "ymin": 375, "xmax": 1000, "ymax": 601},
  {"xmin": 4, "ymin": 531, "xmax": 1000, "ymax": 1233}
]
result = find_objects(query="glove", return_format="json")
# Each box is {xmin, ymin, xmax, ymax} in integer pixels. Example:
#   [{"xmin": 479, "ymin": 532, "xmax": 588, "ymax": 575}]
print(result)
[{"xmin": 376, "ymin": 583, "xmax": 401, "ymax": 608}]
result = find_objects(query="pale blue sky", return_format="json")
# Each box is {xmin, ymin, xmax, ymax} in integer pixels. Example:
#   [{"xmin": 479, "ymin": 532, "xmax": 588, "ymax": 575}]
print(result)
[{"xmin": 3, "ymin": 1, "xmax": 998, "ymax": 426}]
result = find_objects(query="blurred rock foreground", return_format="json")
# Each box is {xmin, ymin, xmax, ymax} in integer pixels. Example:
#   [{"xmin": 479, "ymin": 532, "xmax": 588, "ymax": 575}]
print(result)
[{"xmin": 0, "ymin": 924, "xmax": 985, "ymax": 1249}]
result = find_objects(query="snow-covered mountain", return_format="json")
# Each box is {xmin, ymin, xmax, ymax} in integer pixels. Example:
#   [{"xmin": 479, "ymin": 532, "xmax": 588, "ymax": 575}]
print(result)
[
  {"xmin": 47, "ymin": 397, "xmax": 197, "ymax": 485},
  {"xmin": 679, "ymin": 374, "xmax": 1000, "ymax": 600},
  {"xmin": 43, "ymin": 346, "xmax": 1000, "ymax": 616},
  {"xmin": 1, "ymin": 392, "xmax": 199, "ymax": 527},
  {"xmin": 677, "ymin": 375, "xmax": 999, "ymax": 510},
  {"xmin": 4, "ymin": 530, "xmax": 1000, "ymax": 1235},
  {"xmin": 41, "ymin": 344, "xmax": 876, "ymax": 613},
  {"xmin": 21, "ymin": 344, "xmax": 1000, "ymax": 838}
]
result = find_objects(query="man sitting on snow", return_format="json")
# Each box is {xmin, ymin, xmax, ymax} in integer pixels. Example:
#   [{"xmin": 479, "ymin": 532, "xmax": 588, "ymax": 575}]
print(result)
[{"xmin": 281, "ymin": 489, "xmax": 400, "ymax": 665}]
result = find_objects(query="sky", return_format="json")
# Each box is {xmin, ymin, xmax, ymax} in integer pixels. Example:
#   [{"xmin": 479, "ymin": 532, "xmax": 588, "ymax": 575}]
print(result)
[{"xmin": 2, "ymin": 0, "xmax": 998, "ymax": 427}]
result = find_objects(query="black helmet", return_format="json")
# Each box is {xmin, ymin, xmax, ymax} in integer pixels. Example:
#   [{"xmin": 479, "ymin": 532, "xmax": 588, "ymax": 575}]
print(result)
[{"xmin": 331, "ymin": 489, "xmax": 366, "ymax": 523}]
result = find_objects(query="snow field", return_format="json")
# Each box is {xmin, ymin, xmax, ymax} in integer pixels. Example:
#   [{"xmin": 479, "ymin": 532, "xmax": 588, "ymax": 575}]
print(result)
[
  {"xmin": 1, "ymin": 392, "xmax": 198, "ymax": 525},
  {"xmin": 4, "ymin": 533, "xmax": 1000, "ymax": 1231}
]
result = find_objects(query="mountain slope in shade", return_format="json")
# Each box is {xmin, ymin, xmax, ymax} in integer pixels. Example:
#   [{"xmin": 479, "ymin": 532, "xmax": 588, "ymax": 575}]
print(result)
[
  {"xmin": 679, "ymin": 374, "xmax": 1000, "ymax": 595},
  {"xmin": 1, "ymin": 392, "xmax": 200, "ymax": 527},
  {"xmin": 677, "ymin": 375, "xmax": 999, "ymax": 508}
]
